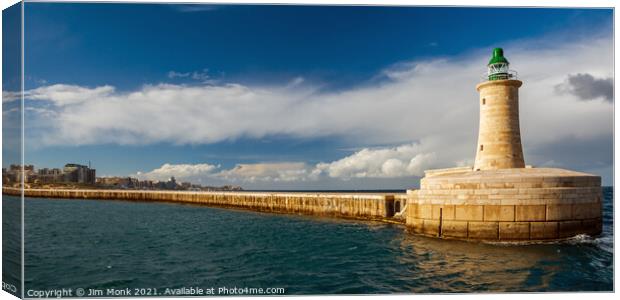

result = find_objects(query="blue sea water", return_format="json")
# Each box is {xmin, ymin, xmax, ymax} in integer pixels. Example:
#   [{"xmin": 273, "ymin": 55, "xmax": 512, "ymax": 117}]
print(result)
[{"xmin": 3, "ymin": 187, "xmax": 614, "ymax": 295}]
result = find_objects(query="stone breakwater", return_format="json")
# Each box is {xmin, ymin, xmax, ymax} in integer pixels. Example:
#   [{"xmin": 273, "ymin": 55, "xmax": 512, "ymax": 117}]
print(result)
[
  {"xmin": 3, "ymin": 167, "xmax": 603, "ymax": 242},
  {"xmin": 2, "ymin": 188, "xmax": 408, "ymax": 223}
]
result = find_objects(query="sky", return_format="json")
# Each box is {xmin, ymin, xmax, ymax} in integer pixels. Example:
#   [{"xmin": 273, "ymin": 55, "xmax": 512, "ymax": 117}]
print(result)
[{"xmin": 2, "ymin": 3, "xmax": 614, "ymax": 189}]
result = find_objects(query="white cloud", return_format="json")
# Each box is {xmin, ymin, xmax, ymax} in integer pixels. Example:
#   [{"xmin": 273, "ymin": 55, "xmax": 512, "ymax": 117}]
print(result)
[
  {"xmin": 218, "ymin": 162, "xmax": 311, "ymax": 183},
  {"xmin": 135, "ymin": 163, "xmax": 220, "ymax": 182},
  {"xmin": 2, "ymin": 90, "xmax": 22, "ymax": 102},
  {"xmin": 27, "ymin": 84, "xmax": 115, "ymax": 106},
  {"xmin": 315, "ymin": 143, "xmax": 436, "ymax": 179},
  {"xmin": 134, "ymin": 162, "xmax": 314, "ymax": 184},
  {"xmin": 134, "ymin": 143, "xmax": 437, "ymax": 184},
  {"xmin": 23, "ymin": 33, "xmax": 613, "ymax": 182}
]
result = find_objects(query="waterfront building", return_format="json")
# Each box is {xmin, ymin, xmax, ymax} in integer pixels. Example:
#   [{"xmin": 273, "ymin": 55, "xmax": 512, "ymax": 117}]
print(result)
[
  {"xmin": 2, "ymin": 164, "xmax": 98, "ymax": 185},
  {"xmin": 63, "ymin": 163, "xmax": 96, "ymax": 184},
  {"xmin": 37, "ymin": 168, "xmax": 64, "ymax": 183},
  {"xmin": 2, "ymin": 164, "xmax": 36, "ymax": 184},
  {"xmin": 166, "ymin": 176, "xmax": 178, "ymax": 190}
]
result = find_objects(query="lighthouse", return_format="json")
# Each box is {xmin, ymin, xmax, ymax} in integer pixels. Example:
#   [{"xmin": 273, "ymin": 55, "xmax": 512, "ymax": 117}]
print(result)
[
  {"xmin": 405, "ymin": 48, "xmax": 602, "ymax": 241},
  {"xmin": 474, "ymin": 48, "xmax": 525, "ymax": 171}
]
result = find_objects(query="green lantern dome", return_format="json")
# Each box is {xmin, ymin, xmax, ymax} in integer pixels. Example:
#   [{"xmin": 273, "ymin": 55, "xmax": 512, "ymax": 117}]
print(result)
[
  {"xmin": 486, "ymin": 48, "xmax": 517, "ymax": 81},
  {"xmin": 488, "ymin": 48, "xmax": 509, "ymax": 65}
]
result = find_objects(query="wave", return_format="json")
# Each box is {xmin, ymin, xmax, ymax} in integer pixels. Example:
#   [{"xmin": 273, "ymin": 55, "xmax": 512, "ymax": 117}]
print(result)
[
  {"xmin": 565, "ymin": 233, "xmax": 614, "ymax": 254},
  {"xmin": 481, "ymin": 233, "xmax": 613, "ymax": 253}
]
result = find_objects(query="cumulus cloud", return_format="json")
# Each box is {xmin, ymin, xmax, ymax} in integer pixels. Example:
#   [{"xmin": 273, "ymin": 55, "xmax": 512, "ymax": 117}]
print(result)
[
  {"xmin": 2, "ymin": 90, "xmax": 22, "ymax": 102},
  {"xmin": 134, "ymin": 161, "xmax": 314, "ymax": 184},
  {"xmin": 135, "ymin": 163, "xmax": 219, "ymax": 181},
  {"xmin": 218, "ymin": 162, "xmax": 312, "ymax": 183},
  {"xmin": 23, "ymin": 32, "xmax": 613, "ymax": 183},
  {"xmin": 315, "ymin": 143, "xmax": 436, "ymax": 179},
  {"xmin": 134, "ymin": 143, "xmax": 437, "ymax": 184},
  {"xmin": 555, "ymin": 73, "xmax": 613, "ymax": 102},
  {"xmin": 26, "ymin": 84, "xmax": 115, "ymax": 106}
]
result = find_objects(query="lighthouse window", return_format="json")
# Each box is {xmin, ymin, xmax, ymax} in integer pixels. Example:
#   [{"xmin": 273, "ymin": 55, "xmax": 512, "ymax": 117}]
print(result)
[
  {"xmin": 482, "ymin": 98, "xmax": 486, "ymax": 105},
  {"xmin": 480, "ymin": 145, "xmax": 484, "ymax": 151}
]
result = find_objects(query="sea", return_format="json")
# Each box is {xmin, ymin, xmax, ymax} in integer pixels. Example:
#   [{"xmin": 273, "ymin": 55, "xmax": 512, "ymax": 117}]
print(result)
[{"xmin": 2, "ymin": 187, "xmax": 613, "ymax": 295}]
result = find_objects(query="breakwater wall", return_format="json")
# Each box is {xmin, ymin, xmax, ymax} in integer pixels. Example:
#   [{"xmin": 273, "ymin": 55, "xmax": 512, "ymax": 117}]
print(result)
[{"xmin": 3, "ymin": 188, "xmax": 408, "ymax": 223}]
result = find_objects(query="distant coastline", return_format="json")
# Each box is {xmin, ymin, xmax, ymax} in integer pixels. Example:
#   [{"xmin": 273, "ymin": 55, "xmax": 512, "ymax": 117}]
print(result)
[{"xmin": 3, "ymin": 164, "xmax": 244, "ymax": 192}]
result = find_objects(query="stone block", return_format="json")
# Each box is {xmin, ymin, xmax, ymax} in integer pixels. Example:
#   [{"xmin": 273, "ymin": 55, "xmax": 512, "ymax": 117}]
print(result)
[
  {"xmin": 441, "ymin": 220, "xmax": 468, "ymax": 238},
  {"xmin": 515, "ymin": 205, "xmax": 546, "ymax": 221},
  {"xmin": 455, "ymin": 205, "xmax": 484, "ymax": 221},
  {"xmin": 499, "ymin": 222, "xmax": 530, "ymax": 240},
  {"xmin": 581, "ymin": 219, "xmax": 602, "ymax": 236},
  {"xmin": 559, "ymin": 220, "xmax": 583, "ymax": 238},
  {"xmin": 530, "ymin": 222, "xmax": 558, "ymax": 239},
  {"xmin": 546, "ymin": 204, "xmax": 572, "ymax": 221},
  {"xmin": 408, "ymin": 218, "xmax": 424, "ymax": 234},
  {"xmin": 483, "ymin": 205, "xmax": 515, "ymax": 221},
  {"xmin": 500, "ymin": 198, "xmax": 521, "ymax": 205},
  {"xmin": 431, "ymin": 205, "xmax": 442, "ymax": 220},
  {"xmin": 407, "ymin": 203, "xmax": 420, "ymax": 219},
  {"xmin": 572, "ymin": 203, "xmax": 602, "ymax": 220},
  {"xmin": 442, "ymin": 205, "xmax": 456, "ymax": 220},
  {"xmin": 468, "ymin": 221, "xmax": 499, "ymax": 239},
  {"xmin": 423, "ymin": 219, "xmax": 440, "ymax": 236},
  {"xmin": 418, "ymin": 204, "xmax": 433, "ymax": 219}
]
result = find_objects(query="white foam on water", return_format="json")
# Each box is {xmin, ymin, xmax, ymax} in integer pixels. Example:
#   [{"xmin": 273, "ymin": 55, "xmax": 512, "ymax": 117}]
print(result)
[
  {"xmin": 563, "ymin": 233, "xmax": 614, "ymax": 254},
  {"xmin": 482, "ymin": 239, "xmax": 559, "ymax": 246},
  {"xmin": 481, "ymin": 233, "xmax": 614, "ymax": 252}
]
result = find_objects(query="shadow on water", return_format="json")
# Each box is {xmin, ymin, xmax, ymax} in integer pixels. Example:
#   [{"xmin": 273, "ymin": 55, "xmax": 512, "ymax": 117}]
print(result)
[{"xmin": 19, "ymin": 186, "xmax": 613, "ymax": 294}]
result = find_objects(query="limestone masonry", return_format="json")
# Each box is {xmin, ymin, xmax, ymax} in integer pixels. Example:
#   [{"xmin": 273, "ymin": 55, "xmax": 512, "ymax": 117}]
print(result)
[
  {"xmin": 3, "ymin": 188, "xmax": 408, "ymax": 224},
  {"xmin": 405, "ymin": 48, "xmax": 602, "ymax": 241},
  {"xmin": 474, "ymin": 79, "xmax": 525, "ymax": 170}
]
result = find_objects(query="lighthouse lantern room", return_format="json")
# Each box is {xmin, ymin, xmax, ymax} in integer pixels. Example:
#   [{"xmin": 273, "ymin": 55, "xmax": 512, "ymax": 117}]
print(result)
[{"xmin": 487, "ymin": 48, "xmax": 517, "ymax": 80}]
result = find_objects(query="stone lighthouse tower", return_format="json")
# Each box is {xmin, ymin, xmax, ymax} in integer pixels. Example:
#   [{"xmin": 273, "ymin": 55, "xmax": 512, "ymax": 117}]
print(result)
[
  {"xmin": 405, "ymin": 47, "xmax": 603, "ymax": 241},
  {"xmin": 474, "ymin": 48, "xmax": 525, "ymax": 170}
]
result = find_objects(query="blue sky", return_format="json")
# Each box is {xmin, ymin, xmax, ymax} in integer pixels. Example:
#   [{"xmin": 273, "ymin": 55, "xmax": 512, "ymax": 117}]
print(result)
[
  {"xmin": 9, "ymin": 3, "xmax": 614, "ymax": 188},
  {"xmin": 25, "ymin": 4, "xmax": 609, "ymax": 91}
]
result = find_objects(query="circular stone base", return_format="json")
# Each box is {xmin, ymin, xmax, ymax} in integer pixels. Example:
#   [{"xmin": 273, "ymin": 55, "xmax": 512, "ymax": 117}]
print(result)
[{"xmin": 406, "ymin": 167, "xmax": 602, "ymax": 241}]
